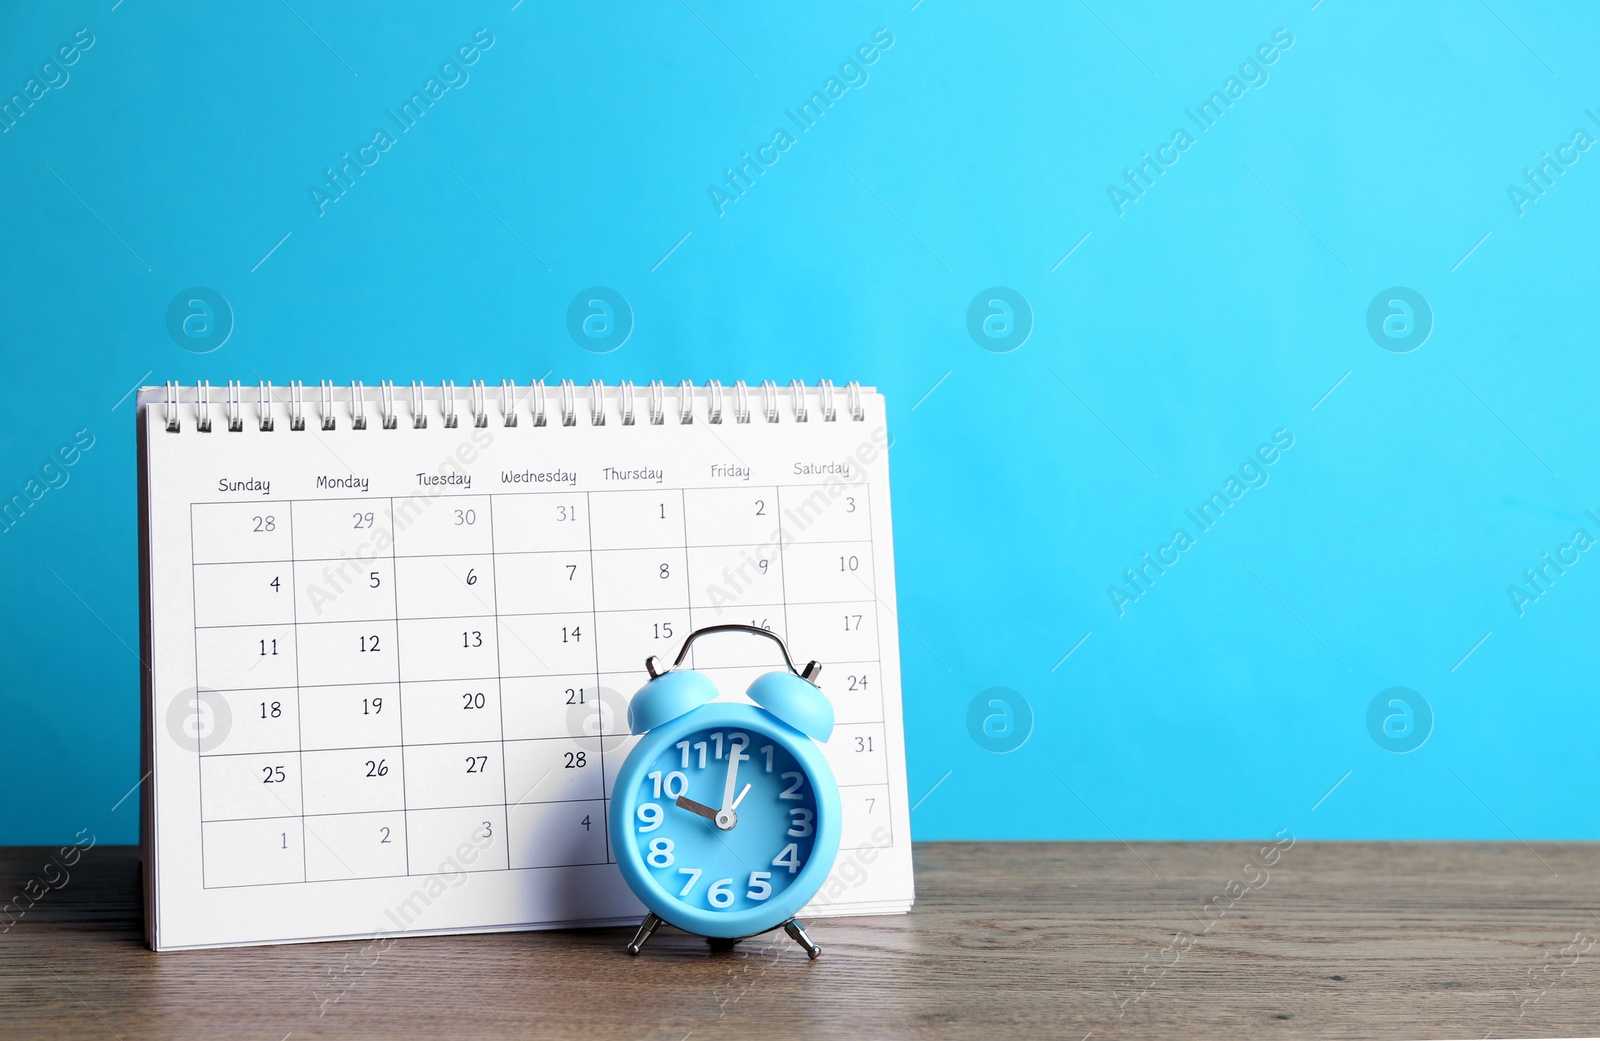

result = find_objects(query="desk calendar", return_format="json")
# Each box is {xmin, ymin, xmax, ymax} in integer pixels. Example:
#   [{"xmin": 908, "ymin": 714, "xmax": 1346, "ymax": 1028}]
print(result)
[{"xmin": 137, "ymin": 380, "xmax": 913, "ymax": 950}]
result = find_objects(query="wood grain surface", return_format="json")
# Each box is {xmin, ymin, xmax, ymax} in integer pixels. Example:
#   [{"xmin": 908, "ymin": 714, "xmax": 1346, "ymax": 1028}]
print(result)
[{"xmin": 2, "ymin": 842, "xmax": 1598, "ymax": 1040}]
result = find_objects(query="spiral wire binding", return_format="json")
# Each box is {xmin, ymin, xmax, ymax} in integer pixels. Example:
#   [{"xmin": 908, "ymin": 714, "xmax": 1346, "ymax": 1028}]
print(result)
[
  {"xmin": 530, "ymin": 380, "xmax": 548, "ymax": 427},
  {"xmin": 559, "ymin": 380, "xmax": 578, "ymax": 427},
  {"xmin": 789, "ymin": 379, "xmax": 808, "ymax": 423},
  {"xmin": 732, "ymin": 380, "xmax": 751, "ymax": 423},
  {"xmin": 470, "ymin": 381, "xmax": 489, "ymax": 428},
  {"xmin": 287, "ymin": 382, "xmax": 305, "ymax": 431},
  {"xmin": 350, "ymin": 381, "xmax": 368, "ymax": 430},
  {"xmin": 677, "ymin": 381, "xmax": 694, "ymax": 424},
  {"xmin": 618, "ymin": 381, "xmax": 636, "ymax": 426},
  {"xmin": 706, "ymin": 380, "xmax": 724, "ymax": 424},
  {"xmin": 195, "ymin": 381, "xmax": 212, "ymax": 432},
  {"xmin": 648, "ymin": 381, "xmax": 665, "ymax": 425},
  {"xmin": 500, "ymin": 379, "xmax": 518, "ymax": 427},
  {"xmin": 441, "ymin": 380, "xmax": 459, "ymax": 428},
  {"xmin": 156, "ymin": 380, "xmax": 867, "ymax": 431}
]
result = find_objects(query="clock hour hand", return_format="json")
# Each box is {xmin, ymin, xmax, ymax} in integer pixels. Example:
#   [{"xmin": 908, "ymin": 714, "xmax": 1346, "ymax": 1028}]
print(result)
[
  {"xmin": 674, "ymin": 795, "xmax": 718, "ymax": 822},
  {"xmin": 676, "ymin": 793, "xmax": 738, "ymax": 831}
]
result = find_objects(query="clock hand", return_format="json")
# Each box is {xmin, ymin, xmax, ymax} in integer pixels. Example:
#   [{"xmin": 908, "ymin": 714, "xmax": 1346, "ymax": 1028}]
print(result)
[
  {"xmin": 721, "ymin": 744, "xmax": 748, "ymax": 814},
  {"xmin": 730, "ymin": 782, "xmax": 752, "ymax": 810},
  {"xmin": 674, "ymin": 795, "xmax": 718, "ymax": 822},
  {"xmin": 677, "ymin": 793, "xmax": 739, "ymax": 831}
]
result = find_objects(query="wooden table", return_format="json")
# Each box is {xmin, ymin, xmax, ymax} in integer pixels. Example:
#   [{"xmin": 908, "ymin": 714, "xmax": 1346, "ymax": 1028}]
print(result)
[{"xmin": 3, "ymin": 842, "xmax": 1597, "ymax": 1039}]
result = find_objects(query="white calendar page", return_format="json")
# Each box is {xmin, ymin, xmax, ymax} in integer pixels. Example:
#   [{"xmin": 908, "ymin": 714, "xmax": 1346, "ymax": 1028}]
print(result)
[{"xmin": 137, "ymin": 382, "xmax": 912, "ymax": 951}]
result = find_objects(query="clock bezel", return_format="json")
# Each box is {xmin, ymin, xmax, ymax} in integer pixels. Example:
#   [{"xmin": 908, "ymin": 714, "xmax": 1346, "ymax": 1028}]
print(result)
[{"xmin": 609, "ymin": 702, "xmax": 843, "ymax": 939}]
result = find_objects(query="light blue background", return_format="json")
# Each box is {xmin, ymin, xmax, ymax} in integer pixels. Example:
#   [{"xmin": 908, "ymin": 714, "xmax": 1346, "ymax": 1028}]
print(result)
[{"xmin": 3, "ymin": 1, "xmax": 1596, "ymax": 844}]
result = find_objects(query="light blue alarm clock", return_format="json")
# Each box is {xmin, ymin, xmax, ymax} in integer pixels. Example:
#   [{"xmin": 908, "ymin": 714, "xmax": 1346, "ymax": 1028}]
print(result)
[{"xmin": 610, "ymin": 624, "xmax": 842, "ymax": 958}]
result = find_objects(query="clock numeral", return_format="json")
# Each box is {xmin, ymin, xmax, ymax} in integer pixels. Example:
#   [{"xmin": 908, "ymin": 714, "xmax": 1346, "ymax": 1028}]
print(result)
[
  {"xmin": 647, "ymin": 837, "xmax": 675, "ymax": 868},
  {"xmin": 677, "ymin": 867, "xmax": 701, "ymax": 896},
  {"xmin": 778, "ymin": 772, "xmax": 804, "ymax": 800},
  {"xmin": 761, "ymin": 744, "xmax": 774, "ymax": 773},
  {"xmin": 746, "ymin": 871, "xmax": 773, "ymax": 901},
  {"xmin": 708, "ymin": 878, "xmax": 736, "ymax": 908},
  {"xmin": 772, "ymin": 843, "xmax": 801, "ymax": 875},
  {"xmin": 636, "ymin": 803, "xmax": 663, "ymax": 833},
  {"xmin": 648, "ymin": 770, "xmax": 688, "ymax": 800},
  {"xmin": 788, "ymin": 808, "xmax": 814, "ymax": 838}
]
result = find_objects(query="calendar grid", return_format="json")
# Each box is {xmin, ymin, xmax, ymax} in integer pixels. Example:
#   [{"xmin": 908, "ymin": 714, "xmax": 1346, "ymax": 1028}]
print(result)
[
  {"xmin": 586, "ymin": 497, "xmax": 605, "ymax": 864},
  {"xmin": 383, "ymin": 497, "xmax": 411, "ymax": 876},
  {"xmin": 286, "ymin": 502, "xmax": 308, "ymax": 882},
  {"xmin": 187, "ymin": 781, "xmax": 895, "ymax": 827},
  {"xmin": 859, "ymin": 484, "xmax": 895, "ymax": 847},
  {"xmin": 774, "ymin": 487, "xmax": 795, "ymax": 671},
  {"xmin": 188, "ymin": 503, "xmax": 208, "ymax": 891},
  {"xmin": 192, "ymin": 484, "xmax": 892, "ymax": 888},
  {"xmin": 583, "ymin": 491, "xmax": 609, "ymax": 866},
  {"xmin": 485, "ymin": 496, "xmax": 513, "ymax": 868},
  {"xmin": 189, "ymin": 596, "xmax": 879, "ymax": 630}
]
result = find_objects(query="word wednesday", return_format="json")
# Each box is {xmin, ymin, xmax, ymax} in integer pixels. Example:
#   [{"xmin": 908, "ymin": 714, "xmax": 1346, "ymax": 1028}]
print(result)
[{"xmin": 1108, "ymin": 28, "xmax": 1294, "ymax": 216}]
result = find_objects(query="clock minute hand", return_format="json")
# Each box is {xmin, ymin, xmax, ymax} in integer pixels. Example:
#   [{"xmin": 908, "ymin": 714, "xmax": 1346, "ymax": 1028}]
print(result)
[{"xmin": 721, "ymin": 744, "xmax": 748, "ymax": 813}]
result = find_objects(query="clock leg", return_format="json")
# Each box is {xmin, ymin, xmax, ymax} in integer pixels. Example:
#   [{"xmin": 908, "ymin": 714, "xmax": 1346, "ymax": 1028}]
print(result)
[
  {"xmin": 626, "ymin": 912, "xmax": 663, "ymax": 955},
  {"xmin": 783, "ymin": 918, "xmax": 821, "ymax": 959}
]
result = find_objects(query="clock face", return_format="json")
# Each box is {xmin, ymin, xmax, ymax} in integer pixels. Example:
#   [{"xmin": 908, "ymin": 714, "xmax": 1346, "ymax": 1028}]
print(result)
[{"xmin": 622, "ymin": 719, "xmax": 822, "ymax": 925}]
